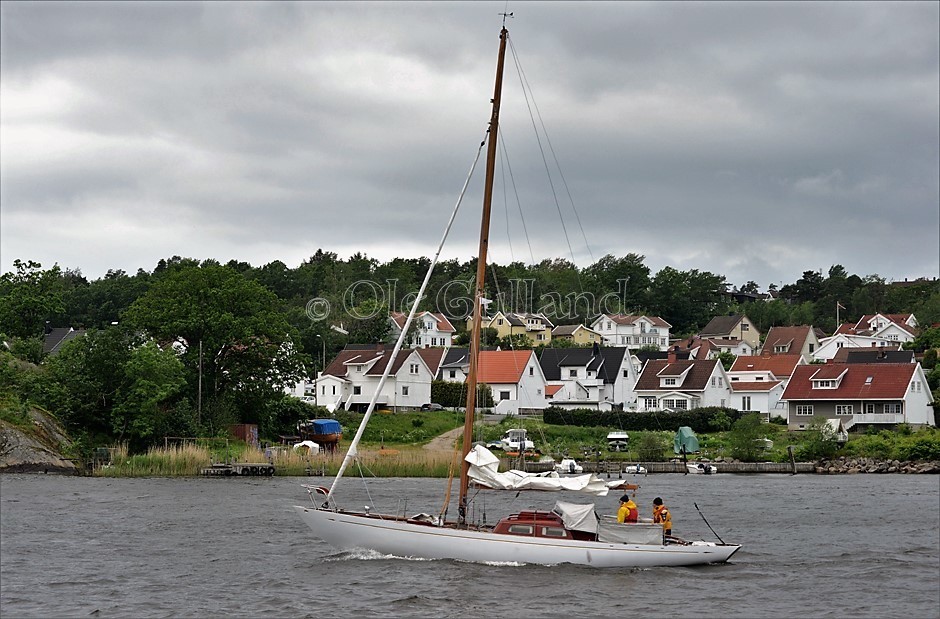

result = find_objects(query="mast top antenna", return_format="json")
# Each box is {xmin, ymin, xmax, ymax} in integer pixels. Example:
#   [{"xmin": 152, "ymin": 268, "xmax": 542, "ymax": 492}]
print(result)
[{"xmin": 500, "ymin": 11, "xmax": 513, "ymax": 26}]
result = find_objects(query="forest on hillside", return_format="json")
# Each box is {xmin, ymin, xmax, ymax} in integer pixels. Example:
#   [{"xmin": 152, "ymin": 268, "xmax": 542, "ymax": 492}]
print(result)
[{"xmin": 2, "ymin": 252, "xmax": 939, "ymax": 451}]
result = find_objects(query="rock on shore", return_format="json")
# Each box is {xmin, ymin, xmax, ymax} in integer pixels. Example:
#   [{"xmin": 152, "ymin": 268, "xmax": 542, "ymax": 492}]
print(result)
[
  {"xmin": 815, "ymin": 456, "xmax": 940, "ymax": 475},
  {"xmin": 0, "ymin": 408, "xmax": 77, "ymax": 474}
]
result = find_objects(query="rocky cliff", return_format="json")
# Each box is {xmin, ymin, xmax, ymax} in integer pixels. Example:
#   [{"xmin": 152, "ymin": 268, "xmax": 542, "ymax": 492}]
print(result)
[{"xmin": 0, "ymin": 407, "xmax": 78, "ymax": 474}]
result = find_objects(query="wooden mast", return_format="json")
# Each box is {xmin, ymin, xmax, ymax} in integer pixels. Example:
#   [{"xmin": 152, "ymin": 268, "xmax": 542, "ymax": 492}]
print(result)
[{"xmin": 458, "ymin": 26, "xmax": 509, "ymax": 523}]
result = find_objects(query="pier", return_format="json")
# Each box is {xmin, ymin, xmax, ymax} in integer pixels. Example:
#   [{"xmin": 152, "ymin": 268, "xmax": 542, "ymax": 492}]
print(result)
[{"xmin": 201, "ymin": 462, "xmax": 275, "ymax": 476}]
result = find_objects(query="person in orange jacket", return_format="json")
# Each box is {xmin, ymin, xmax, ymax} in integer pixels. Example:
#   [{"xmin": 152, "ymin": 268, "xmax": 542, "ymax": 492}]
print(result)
[
  {"xmin": 617, "ymin": 494, "xmax": 638, "ymax": 523},
  {"xmin": 652, "ymin": 497, "xmax": 672, "ymax": 535}
]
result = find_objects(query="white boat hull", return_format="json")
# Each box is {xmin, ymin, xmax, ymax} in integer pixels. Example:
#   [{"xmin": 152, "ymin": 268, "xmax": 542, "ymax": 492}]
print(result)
[
  {"xmin": 687, "ymin": 463, "xmax": 718, "ymax": 474},
  {"xmin": 293, "ymin": 506, "xmax": 740, "ymax": 568}
]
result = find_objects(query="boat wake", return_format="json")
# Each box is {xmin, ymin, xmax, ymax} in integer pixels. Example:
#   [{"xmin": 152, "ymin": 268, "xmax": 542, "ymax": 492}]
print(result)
[{"xmin": 323, "ymin": 548, "xmax": 436, "ymax": 563}]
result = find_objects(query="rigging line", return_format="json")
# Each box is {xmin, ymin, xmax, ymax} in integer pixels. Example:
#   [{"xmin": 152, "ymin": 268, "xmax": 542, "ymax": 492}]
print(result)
[
  {"xmin": 497, "ymin": 126, "xmax": 536, "ymax": 267},
  {"xmin": 507, "ymin": 35, "xmax": 584, "ymax": 290},
  {"xmin": 327, "ymin": 136, "xmax": 487, "ymax": 500},
  {"xmin": 508, "ymin": 34, "xmax": 595, "ymax": 265},
  {"xmin": 499, "ymin": 130, "xmax": 514, "ymax": 265}
]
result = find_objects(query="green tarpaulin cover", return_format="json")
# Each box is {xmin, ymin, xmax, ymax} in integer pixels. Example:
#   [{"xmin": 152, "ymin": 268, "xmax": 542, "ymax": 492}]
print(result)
[{"xmin": 673, "ymin": 426, "xmax": 699, "ymax": 454}]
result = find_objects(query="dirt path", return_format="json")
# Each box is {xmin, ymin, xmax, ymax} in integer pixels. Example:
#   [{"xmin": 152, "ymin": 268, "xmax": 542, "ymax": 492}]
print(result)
[{"xmin": 423, "ymin": 426, "xmax": 464, "ymax": 456}]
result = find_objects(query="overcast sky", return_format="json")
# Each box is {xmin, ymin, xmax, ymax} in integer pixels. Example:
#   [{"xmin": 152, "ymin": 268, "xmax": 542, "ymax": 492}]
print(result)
[{"xmin": 2, "ymin": 1, "xmax": 938, "ymax": 292}]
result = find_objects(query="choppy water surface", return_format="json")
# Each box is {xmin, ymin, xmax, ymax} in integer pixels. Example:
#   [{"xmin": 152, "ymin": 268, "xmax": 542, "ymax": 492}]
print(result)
[{"xmin": 1, "ymin": 473, "xmax": 938, "ymax": 618}]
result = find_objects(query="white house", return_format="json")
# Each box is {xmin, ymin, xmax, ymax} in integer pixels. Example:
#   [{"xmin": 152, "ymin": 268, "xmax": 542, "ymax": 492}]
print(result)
[
  {"xmin": 590, "ymin": 314, "xmax": 672, "ymax": 350},
  {"xmin": 812, "ymin": 333, "xmax": 896, "ymax": 362},
  {"xmin": 476, "ymin": 350, "xmax": 548, "ymax": 416},
  {"xmin": 538, "ymin": 346, "xmax": 636, "ymax": 410},
  {"xmin": 632, "ymin": 353, "xmax": 732, "ymax": 411},
  {"xmin": 730, "ymin": 380, "xmax": 787, "ymax": 421},
  {"xmin": 312, "ymin": 345, "xmax": 439, "ymax": 413},
  {"xmin": 389, "ymin": 311, "xmax": 456, "ymax": 348},
  {"xmin": 781, "ymin": 362, "xmax": 935, "ymax": 430}
]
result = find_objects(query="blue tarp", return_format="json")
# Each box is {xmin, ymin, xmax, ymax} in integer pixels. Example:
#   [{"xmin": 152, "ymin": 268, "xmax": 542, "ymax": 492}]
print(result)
[
  {"xmin": 673, "ymin": 426, "xmax": 700, "ymax": 454},
  {"xmin": 311, "ymin": 419, "xmax": 342, "ymax": 434}
]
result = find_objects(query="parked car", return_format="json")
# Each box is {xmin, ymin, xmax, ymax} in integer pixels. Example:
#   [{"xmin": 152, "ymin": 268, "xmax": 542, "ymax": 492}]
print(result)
[{"xmin": 421, "ymin": 403, "xmax": 444, "ymax": 411}]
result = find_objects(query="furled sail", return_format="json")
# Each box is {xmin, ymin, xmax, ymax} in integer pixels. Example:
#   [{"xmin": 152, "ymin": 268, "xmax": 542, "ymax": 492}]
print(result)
[{"xmin": 465, "ymin": 445, "xmax": 610, "ymax": 496}]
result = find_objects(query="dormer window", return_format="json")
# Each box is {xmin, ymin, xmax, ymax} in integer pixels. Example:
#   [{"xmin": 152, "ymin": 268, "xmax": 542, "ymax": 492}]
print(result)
[
  {"xmin": 774, "ymin": 345, "xmax": 789, "ymax": 353},
  {"xmin": 664, "ymin": 378, "xmax": 676, "ymax": 386},
  {"xmin": 812, "ymin": 379, "xmax": 835, "ymax": 388}
]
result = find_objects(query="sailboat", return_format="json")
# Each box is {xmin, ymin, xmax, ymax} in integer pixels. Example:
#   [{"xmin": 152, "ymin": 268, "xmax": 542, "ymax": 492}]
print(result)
[{"xmin": 294, "ymin": 21, "xmax": 740, "ymax": 568}]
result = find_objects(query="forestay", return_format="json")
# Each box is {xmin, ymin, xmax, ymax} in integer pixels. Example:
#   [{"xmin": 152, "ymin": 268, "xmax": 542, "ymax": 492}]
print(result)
[{"xmin": 465, "ymin": 445, "xmax": 610, "ymax": 495}]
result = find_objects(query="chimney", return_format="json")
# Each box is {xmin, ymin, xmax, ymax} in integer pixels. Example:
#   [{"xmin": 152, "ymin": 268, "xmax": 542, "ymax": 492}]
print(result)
[{"xmin": 667, "ymin": 346, "xmax": 677, "ymax": 363}]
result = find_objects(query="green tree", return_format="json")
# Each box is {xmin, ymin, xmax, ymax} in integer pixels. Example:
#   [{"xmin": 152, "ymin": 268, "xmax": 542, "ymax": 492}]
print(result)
[
  {"xmin": 110, "ymin": 340, "xmax": 187, "ymax": 441},
  {"xmin": 727, "ymin": 413, "xmax": 765, "ymax": 461},
  {"xmin": 716, "ymin": 350, "xmax": 736, "ymax": 371},
  {"xmin": 123, "ymin": 262, "xmax": 304, "ymax": 422},
  {"xmin": 0, "ymin": 260, "xmax": 65, "ymax": 339}
]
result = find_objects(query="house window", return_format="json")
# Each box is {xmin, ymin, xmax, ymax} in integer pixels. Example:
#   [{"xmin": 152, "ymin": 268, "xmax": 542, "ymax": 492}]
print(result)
[
  {"xmin": 674, "ymin": 400, "xmax": 688, "ymax": 410},
  {"xmin": 500, "ymin": 391, "xmax": 510, "ymax": 401},
  {"xmin": 332, "ymin": 386, "xmax": 336, "ymax": 395},
  {"xmin": 813, "ymin": 380, "xmax": 834, "ymax": 389},
  {"xmin": 449, "ymin": 370, "xmax": 456, "ymax": 378},
  {"xmin": 836, "ymin": 342, "xmax": 844, "ymax": 349},
  {"xmin": 809, "ymin": 344, "xmax": 815, "ymax": 353},
  {"xmin": 664, "ymin": 378, "xmax": 675, "ymax": 386},
  {"xmin": 884, "ymin": 403, "xmax": 901, "ymax": 414},
  {"xmin": 569, "ymin": 370, "xmax": 577, "ymax": 378},
  {"xmin": 623, "ymin": 370, "xmax": 629, "ymax": 378},
  {"xmin": 718, "ymin": 377, "xmax": 723, "ymax": 387},
  {"xmin": 796, "ymin": 405, "xmax": 814, "ymax": 416},
  {"xmin": 621, "ymin": 336, "xmax": 627, "ymax": 344},
  {"xmin": 912, "ymin": 381, "xmax": 921, "ymax": 392},
  {"xmin": 410, "ymin": 364, "xmax": 419, "ymax": 374},
  {"xmin": 537, "ymin": 388, "xmax": 542, "ymax": 395},
  {"xmin": 355, "ymin": 365, "xmax": 363, "ymax": 372},
  {"xmin": 865, "ymin": 403, "xmax": 874, "ymax": 414},
  {"xmin": 774, "ymin": 345, "xmax": 788, "ymax": 353},
  {"xmin": 661, "ymin": 338, "xmax": 666, "ymax": 346},
  {"xmin": 353, "ymin": 386, "xmax": 362, "ymax": 395},
  {"xmin": 497, "ymin": 319, "xmax": 504, "ymax": 326},
  {"xmin": 663, "ymin": 399, "xmax": 675, "ymax": 409},
  {"xmin": 835, "ymin": 404, "xmax": 853, "ymax": 415},
  {"xmin": 643, "ymin": 397, "xmax": 657, "ymax": 410},
  {"xmin": 432, "ymin": 337, "xmax": 437, "ymax": 346},
  {"xmin": 742, "ymin": 396, "xmax": 751, "ymax": 410},
  {"xmin": 321, "ymin": 385, "xmax": 325, "ymax": 395},
  {"xmin": 537, "ymin": 333, "xmax": 545, "ymax": 341},
  {"xmin": 607, "ymin": 322, "xmax": 612, "ymax": 330},
  {"xmin": 529, "ymin": 367, "xmax": 534, "ymax": 376},
  {"xmin": 402, "ymin": 386, "xmax": 409, "ymax": 396}
]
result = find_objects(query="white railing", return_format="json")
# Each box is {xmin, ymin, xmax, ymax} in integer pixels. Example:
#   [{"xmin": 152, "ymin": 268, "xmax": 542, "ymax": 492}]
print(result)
[{"xmin": 851, "ymin": 413, "xmax": 904, "ymax": 425}]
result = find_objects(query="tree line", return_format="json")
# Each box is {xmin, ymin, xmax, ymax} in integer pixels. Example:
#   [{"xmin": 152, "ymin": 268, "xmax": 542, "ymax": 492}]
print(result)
[{"xmin": 1, "ymin": 253, "xmax": 937, "ymax": 452}]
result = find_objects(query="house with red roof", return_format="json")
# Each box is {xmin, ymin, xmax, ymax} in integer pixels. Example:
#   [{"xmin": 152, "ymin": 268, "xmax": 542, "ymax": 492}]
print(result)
[
  {"xmin": 439, "ymin": 349, "xmax": 547, "ymax": 416},
  {"xmin": 760, "ymin": 325, "xmax": 822, "ymax": 363},
  {"xmin": 813, "ymin": 332, "xmax": 897, "ymax": 362},
  {"xmin": 589, "ymin": 314, "xmax": 672, "ymax": 351},
  {"xmin": 727, "ymin": 354, "xmax": 804, "ymax": 420},
  {"xmin": 780, "ymin": 362, "xmax": 935, "ymax": 431},
  {"xmin": 389, "ymin": 311, "xmax": 456, "ymax": 348},
  {"xmin": 632, "ymin": 350, "xmax": 732, "ymax": 412},
  {"xmin": 312, "ymin": 344, "xmax": 440, "ymax": 413}
]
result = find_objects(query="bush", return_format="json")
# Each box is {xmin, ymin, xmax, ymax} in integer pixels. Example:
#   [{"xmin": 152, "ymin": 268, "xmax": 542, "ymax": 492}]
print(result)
[{"xmin": 542, "ymin": 406, "xmax": 743, "ymax": 434}]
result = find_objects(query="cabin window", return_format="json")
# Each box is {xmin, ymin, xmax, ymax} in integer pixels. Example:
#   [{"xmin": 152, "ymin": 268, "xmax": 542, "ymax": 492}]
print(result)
[
  {"xmin": 541, "ymin": 527, "xmax": 567, "ymax": 538},
  {"xmin": 835, "ymin": 404, "xmax": 853, "ymax": 415},
  {"xmin": 507, "ymin": 524, "xmax": 534, "ymax": 535},
  {"xmin": 796, "ymin": 405, "xmax": 814, "ymax": 416}
]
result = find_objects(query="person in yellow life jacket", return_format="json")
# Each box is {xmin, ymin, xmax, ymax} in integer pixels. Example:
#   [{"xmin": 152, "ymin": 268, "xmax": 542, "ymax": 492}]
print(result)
[
  {"xmin": 617, "ymin": 494, "xmax": 638, "ymax": 523},
  {"xmin": 652, "ymin": 497, "xmax": 672, "ymax": 535}
]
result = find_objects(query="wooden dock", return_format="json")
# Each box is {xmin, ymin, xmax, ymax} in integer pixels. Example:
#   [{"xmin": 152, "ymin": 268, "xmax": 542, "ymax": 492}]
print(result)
[{"xmin": 201, "ymin": 462, "xmax": 275, "ymax": 476}]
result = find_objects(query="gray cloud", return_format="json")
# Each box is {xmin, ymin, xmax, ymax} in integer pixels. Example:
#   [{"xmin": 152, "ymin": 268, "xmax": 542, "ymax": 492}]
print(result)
[{"xmin": 1, "ymin": 1, "xmax": 937, "ymax": 290}]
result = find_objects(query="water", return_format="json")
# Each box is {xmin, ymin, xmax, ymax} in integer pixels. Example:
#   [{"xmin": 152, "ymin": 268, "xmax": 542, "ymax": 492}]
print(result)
[{"xmin": 2, "ymin": 473, "xmax": 938, "ymax": 619}]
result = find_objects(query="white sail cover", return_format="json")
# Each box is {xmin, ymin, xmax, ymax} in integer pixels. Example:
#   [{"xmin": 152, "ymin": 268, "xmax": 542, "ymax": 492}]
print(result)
[
  {"xmin": 465, "ymin": 445, "xmax": 610, "ymax": 496},
  {"xmin": 553, "ymin": 500, "xmax": 598, "ymax": 533}
]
